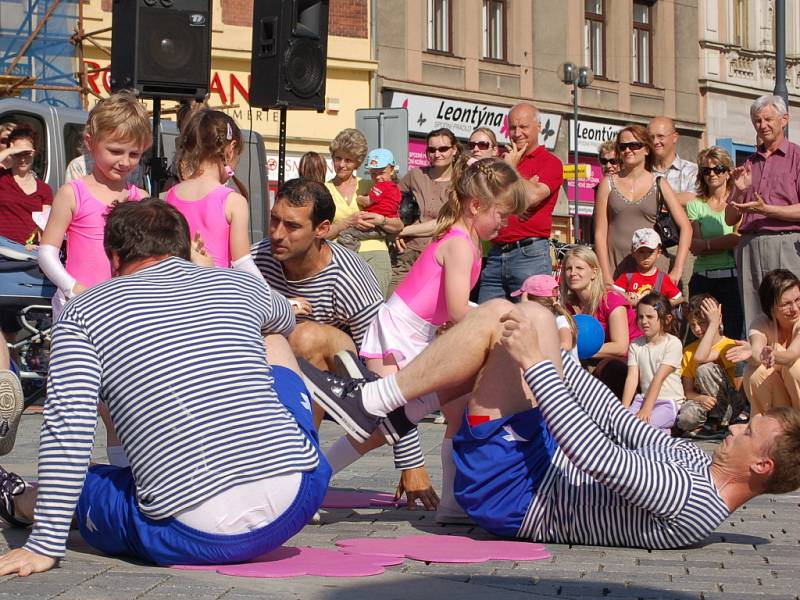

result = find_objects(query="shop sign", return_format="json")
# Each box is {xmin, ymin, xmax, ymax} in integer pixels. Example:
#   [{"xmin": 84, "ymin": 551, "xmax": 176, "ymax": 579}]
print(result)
[
  {"xmin": 568, "ymin": 119, "xmax": 623, "ymax": 154},
  {"xmin": 390, "ymin": 91, "xmax": 561, "ymax": 150}
]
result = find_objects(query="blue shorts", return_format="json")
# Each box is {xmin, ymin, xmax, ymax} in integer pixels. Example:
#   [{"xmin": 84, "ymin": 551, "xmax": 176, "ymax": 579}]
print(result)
[
  {"xmin": 452, "ymin": 407, "xmax": 556, "ymax": 538},
  {"xmin": 75, "ymin": 366, "xmax": 331, "ymax": 566}
]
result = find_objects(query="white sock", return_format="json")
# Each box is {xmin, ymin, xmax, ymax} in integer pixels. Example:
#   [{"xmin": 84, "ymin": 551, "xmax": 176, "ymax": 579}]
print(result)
[
  {"xmin": 403, "ymin": 393, "xmax": 441, "ymax": 424},
  {"xmin": 107, "ymin": 445, "xmax": 130, "ymax": 468},
  {"xmin": 324, "ymin": 435, "xmax": 363, "ymax": 474},
  {"xmin": 438, "ymin": 438, "xmax": 461, "ymax": 513},
  {"xmin": 361, "ymin": 375, "xmax": 406, "ymax": 417}
]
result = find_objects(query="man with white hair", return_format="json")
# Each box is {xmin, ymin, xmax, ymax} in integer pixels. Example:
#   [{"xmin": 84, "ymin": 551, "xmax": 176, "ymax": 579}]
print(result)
[
  {"xmin": 478, "ymin": 102, "xmax": 564, "ymax": 302},
  {"xmin": 726, "ymin": 94, "xmax": 800, "ymax": 326}
]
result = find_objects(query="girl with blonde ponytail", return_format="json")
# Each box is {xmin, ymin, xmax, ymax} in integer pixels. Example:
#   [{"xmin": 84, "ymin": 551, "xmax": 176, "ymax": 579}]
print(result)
[{"xmin": 357, "ymin": 157, "xmax": 525, "ymax": 522}]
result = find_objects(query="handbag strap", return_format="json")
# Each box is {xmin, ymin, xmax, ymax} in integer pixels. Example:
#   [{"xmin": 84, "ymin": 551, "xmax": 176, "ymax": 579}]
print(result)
[{"xmin": 654, "ymin": 176, "xmax": 667, "ymax": 214}]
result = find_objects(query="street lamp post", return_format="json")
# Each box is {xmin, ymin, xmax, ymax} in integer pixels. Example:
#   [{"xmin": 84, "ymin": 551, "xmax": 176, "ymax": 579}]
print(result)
[{"xmin": 558, "ymin": 63, "xmax": 593, "ymax": 242}]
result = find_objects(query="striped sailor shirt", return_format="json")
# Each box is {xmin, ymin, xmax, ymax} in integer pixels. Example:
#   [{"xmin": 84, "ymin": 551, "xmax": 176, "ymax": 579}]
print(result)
[
  {"xmin": 252, "ymin": 238, "xmax": 425, "ymax": 470},
  {"xmin": 24, "ymin": 258, "xmax": 320, "ymax": 558},
  {"xmin": 519, "ymin": 360, "xmax": 730, "ymax": 549}
]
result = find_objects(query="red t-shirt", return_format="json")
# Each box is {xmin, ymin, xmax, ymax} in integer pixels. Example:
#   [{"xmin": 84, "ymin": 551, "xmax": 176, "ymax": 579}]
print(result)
[
  {"xmin": 612, "ymin": 270, "xmax": 682, "ymax": 302},
  {"xmin": 493, "ymin": 145, "xmax": 564, "ymax": 243},
  {"xmin": 366, "ymin": 180, "xmax": 401, "ymax": 218},
  {"xmin": 0, "ymin": 168, "xmax": 53, "ymax": 244}
]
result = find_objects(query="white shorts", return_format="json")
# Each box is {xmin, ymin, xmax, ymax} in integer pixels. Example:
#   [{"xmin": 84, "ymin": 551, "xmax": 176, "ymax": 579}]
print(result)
[{"xmin": 359, "ymin": 295, "xmax": 438, "ymax": 369}]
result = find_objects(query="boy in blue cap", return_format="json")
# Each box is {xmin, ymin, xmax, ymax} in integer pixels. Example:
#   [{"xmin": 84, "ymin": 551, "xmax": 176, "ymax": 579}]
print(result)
[{"xmin": 337, "ymin": 148, "xmax": 402, "ymax": 252}]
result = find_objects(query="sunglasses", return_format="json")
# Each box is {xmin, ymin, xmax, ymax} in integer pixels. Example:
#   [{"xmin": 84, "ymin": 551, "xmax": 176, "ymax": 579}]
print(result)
[
  {"xmin": 427, "ymin": 145, "xmax": 453, "ymax": 154},
  {"xmin": 468, "ymin": 140, "xmax": 493, "ymax": 151},
  {"xmin": 699, "ymin": 165, "xmax": 728, "ymax": 176},
  {"xmin": 618, "ymin": 141, "xmax": 645, "ymax": 152},
  {"xmin": 599, "ymin": 157, "xmax": 619, "ymax": 166}
]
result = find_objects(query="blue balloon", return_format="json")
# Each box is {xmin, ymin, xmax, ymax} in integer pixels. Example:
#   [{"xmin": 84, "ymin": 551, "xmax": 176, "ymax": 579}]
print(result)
[{"xmin": 573, "ymin": 314, "xmax": 605, "ymax": 360}]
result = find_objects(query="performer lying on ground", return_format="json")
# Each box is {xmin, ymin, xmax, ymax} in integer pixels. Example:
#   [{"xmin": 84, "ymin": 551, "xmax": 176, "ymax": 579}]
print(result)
[
  {"xmin": 301, "ymin": 299, "xmax": 800, "ymax": 549},
  {"xmin": 0, "ymin": 199, "xmax": 331, "ymax": 576}
]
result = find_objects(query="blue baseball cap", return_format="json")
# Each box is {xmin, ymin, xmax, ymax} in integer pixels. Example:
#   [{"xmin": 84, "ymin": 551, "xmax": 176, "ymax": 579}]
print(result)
[{"xmin": 366, "ymin": 148, "xmax": 396, "ymax": 170}]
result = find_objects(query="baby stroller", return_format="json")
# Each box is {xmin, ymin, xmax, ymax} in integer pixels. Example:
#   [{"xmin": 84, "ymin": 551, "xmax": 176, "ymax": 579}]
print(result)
[{"xmin": 0, "ymin": 236, "xmax": 55, "ymax": 407}]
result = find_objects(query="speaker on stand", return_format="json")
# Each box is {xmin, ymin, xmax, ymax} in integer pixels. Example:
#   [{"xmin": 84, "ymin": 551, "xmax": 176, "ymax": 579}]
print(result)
[
  {"xmin": 249, "ymin": 0, "xmax": 330, "ymax": 186},
  {"xmin": 110, "ymin": 0, "xmax": 213, "ymax": 195}
]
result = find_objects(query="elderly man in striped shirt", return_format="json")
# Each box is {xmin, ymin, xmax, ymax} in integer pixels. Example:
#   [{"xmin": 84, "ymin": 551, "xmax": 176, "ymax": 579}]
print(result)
[
  {"xmin": 302, "ymin": 300, "xmax": 800, "ymax": 549},
  {"xmin": 0, "ymin": 199, "xmax": 331, "ymax": 576}
]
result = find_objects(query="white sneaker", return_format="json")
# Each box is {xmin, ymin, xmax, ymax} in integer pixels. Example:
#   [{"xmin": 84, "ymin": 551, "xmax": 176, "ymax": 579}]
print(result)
[{"xmin": 0, "ymin": 371, "xmax": 24, "ymax": 456}]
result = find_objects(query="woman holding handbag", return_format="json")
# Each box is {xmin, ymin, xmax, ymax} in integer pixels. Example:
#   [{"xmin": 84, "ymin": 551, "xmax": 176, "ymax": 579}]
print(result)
[{"xmin": 593, "ymin": 124, "xmax": 691, "ymax": 285}]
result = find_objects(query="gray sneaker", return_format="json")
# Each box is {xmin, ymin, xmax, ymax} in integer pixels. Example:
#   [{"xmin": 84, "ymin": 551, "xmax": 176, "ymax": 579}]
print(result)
[
  {"xmin": 333, "ymin": 350, "xmax": 378, "ymax": 381},
  {"xmin": 0, "ymin": 370, "xmax": 24, "ymax": 456},
  {"xmin": 298, "ymin": 358, "xmax": 380, "ymax": 444}
]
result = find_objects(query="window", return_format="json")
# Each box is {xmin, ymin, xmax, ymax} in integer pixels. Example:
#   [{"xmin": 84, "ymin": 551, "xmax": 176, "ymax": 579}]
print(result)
[
  {"xmin": 482, "ymin": 0, "xmax": 505, "ymax": 61},
  {"xmin": 733, "ymin": 0, "xmax": 748, "ymax": 47},
  {"xmin": 632, "ymin": 1, "xmax": 653, "ymax": 85},
  {"xmin": 427, "ymin": 0, "xmax": 451, "ymax": 53},
  {"xmin": 584, "ymin": 0, "xmax": 605, "ymax": 77}
]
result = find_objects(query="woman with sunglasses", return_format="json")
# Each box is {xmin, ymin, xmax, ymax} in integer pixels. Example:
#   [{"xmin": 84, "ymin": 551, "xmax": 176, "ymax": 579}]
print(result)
[
  {"xmin": 467, "ymin": 127, "xmax": 499, "ymax": 160},
  {"xmin": 391, "ymin": 128, "xmax": 462, "ymax": 291},
  {"xmin": 0, "ymin": 123, "xmax": 53, "ymax": 246},
  {"xmin": 594, "ymin": 124, "xmax": 691, "ymax": 285},
  {"xmin": 686, "ymin": 146, "xmax": 743, "ymax": 338}
]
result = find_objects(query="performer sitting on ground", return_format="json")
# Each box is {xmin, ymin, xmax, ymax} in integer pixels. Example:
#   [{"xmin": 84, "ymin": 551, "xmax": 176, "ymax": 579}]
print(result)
[
  {"xmin": 0, "ymin": 199, "xmax": 330, "ymax": 576},
  {"xmin": 300, "ymin": 299, "xmax": 800, "ymax": 549}
]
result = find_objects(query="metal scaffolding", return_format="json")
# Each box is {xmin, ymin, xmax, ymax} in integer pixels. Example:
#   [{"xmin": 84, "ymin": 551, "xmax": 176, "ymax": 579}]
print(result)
[{"xmin": 0, "ymin": 0, "xmax": 110, "ymax": 109}]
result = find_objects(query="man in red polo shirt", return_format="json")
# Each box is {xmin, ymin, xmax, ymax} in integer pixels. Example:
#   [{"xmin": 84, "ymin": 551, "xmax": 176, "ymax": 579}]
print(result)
[{"xmin": 478, "ymin": 103, "xmax": 564, "ymax": 302}]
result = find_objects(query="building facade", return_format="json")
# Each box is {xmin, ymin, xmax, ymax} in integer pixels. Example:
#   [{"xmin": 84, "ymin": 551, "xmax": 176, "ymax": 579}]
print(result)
[
  {"xmin": 376, "ymin": 0, "xmax": 704, "ymax": 241},
  {"xmin": 700, "ymin": 0, "xmax": 800, "ymax": 163},
  {"xmin": 79, "ymin": 0, "xmax": 377, "ymax": 190}
]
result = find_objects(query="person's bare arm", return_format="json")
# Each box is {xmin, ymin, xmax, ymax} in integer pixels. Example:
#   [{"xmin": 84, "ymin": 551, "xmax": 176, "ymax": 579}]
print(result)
[
  {"xmin": 637, "ymin": 363, "xmax": 676, "ymax": 423},
  {"xmin": 682, "ymin": 376, "xmax": 716, "ymax": 411},
  {"xmin": 594, "ymin": 306, "xmax": 629, "ymax": 358},
  {"xmin": 400, "ymin": 219, "xmax": 438, "ymax": 238},
  {"xmin": 593, "ymin": 177, "xmax": 614, "ymax": 284},
  {"xmin": 693, "ymin": 298, "xmax": 724, "ymax": 364},
  {"xmin": 621, "ymin": 363, "xmax": 640, "ymax": 408}
]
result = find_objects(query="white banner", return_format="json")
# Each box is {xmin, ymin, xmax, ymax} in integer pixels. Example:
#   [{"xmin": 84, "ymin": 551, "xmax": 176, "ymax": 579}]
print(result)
[
  {"xmin": 389, "ymin": 91, "xmax": 561, "ymax": 150},
  {"xmin": 568, "ymin": 119, "xmax": 624, "ymax": 154}
]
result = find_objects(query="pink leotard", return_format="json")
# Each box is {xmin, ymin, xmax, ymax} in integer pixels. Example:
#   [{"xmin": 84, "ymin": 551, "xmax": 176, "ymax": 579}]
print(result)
[
  {"xmin": 394, "ymin": 228, "xmax": 481, "ymax": 325},
  {"xmin": 66, "ymin": 179, "xmax": 141, "ymax": 288},
  {"xmin": 165, "ymin": 184, "xmax": 233, "ymax": 267}
]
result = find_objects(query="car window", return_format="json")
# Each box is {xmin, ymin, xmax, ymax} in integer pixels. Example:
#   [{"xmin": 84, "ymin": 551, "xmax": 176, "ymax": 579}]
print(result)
[{"xmin": 63, "ymin": 122, "xmax": 84, "ymax": 167}]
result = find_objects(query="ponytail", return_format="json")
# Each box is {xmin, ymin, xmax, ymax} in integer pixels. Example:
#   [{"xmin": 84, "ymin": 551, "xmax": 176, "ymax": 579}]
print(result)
[{"xmin": 432, "ymin": 157, "xmax": 525, "ymax": 239}]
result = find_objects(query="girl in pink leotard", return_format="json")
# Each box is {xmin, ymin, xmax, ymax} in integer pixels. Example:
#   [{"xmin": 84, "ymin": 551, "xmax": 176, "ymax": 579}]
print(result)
[
  {"xmin": 165, "ymin": 109, "xmax": 262, "ymax": 279},
  {"xmin": 39, "ymin": 91, "xmax": 151, "ymax": 320},
  {"xmin": 358, "ymin": 158, "xmax": 526, "ymax": 522},
  {"xmin": 38, "ymin": 91, "xmax": 152, "ymax": 469}
]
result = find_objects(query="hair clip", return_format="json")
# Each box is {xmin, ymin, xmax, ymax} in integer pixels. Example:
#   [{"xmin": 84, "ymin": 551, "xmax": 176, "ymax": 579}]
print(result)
[
  {"xmin": 226, "ymin": 122, "xmax": 233, "ymax": 141},
  {"xmin": 224, "ymin": 165, "xmax": 235, "ymax": 178}
]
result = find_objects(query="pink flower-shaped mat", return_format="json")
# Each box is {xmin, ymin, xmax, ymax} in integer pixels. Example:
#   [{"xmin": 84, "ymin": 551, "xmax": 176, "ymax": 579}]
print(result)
[
  {"xmin": 174, "ymin": 546, "xmax": 402, "ymax": 578},
  {"xmin": 336, "ymin": 535, "xmax": 550, "ymax": 564},
  {"xmin": 321, "ymin": 489, "xmax": 400, "ymax": 508}
]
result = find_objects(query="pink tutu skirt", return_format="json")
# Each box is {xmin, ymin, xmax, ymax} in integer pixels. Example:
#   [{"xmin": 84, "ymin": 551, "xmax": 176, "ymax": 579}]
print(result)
[{"xmin": 359, "ymin": 295, "xmax": 438, "ymax": 368}]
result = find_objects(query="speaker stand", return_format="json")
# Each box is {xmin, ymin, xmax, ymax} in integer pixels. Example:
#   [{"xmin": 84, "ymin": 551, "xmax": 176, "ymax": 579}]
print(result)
[
  {"xmin": 148, "ymin": 98, "xmax": 168, "ymax": 197},
  {"xmin": 278, "ymin": 107, "xmax": 288, "ymax": 187}
]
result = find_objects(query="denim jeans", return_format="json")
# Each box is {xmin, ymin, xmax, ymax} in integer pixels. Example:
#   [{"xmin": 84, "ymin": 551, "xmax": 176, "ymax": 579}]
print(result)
[{"xmin": 477, "ymin": 237, "xmax": 551, "ymax": 303}]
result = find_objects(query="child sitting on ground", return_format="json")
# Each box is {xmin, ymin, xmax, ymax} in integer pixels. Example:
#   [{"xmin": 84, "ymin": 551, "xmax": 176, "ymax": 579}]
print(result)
[
  {"xmin": 511, "ymin": 274, "xmax": 578, "ymax": 362},
  {"xmin": 621, "ymin": 292, "xmax": 685, "ymax": 434},
  {"xmin": 337, "ymin": 148, "xmax": 401, "ymax": 252},
  {"xmin": 679, "ymin": 294, "xmax": 747, "ymax": 437},
  {"xmin": 613, "ymin": 228, "xmax": 682, "ymax": 307}
]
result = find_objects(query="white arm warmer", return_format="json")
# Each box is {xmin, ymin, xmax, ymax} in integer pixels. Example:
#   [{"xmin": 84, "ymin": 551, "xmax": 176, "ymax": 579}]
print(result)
[
  {"xmin": 232, "ymin": 254, "xmax": 265, "ymax": 281},
  {"xmin": 38, "ymin": 244, "xmax": 76, "ymax": 297}
]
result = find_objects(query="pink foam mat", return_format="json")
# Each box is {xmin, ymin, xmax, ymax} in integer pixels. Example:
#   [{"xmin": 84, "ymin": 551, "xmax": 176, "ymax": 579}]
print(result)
[
  {"xmin": 173, "ymin": 546, "xmax": 402, "ymax": 578},
  {"xmin": 321, "ymin": 489, "xmax": 405, "ymax": 508},
  {"xmin": 336, "ymin": 535, "xmax": 551, "ymax": 564}
]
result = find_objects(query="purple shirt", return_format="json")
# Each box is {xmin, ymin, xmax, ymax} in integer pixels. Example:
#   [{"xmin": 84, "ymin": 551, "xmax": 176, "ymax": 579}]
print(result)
[{"xmin": 732, "ymin": 139, "xmax": 800, "ymax": 234}]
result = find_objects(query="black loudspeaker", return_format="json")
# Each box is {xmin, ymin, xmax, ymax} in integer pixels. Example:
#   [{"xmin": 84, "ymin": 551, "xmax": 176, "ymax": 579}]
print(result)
[
  {"xmin": 110, "ymin": 0, "xmax": 212, "ymax": 99},
  {"xmin": 249, "ymin": 0, "xmax": 329, "ymax": 110}
]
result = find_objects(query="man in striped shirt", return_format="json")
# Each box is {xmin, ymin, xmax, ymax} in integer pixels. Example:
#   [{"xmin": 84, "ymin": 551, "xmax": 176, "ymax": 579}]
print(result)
[
  {"xmin": 0, "ymin": 199, "xmax": 331, "ymax": 576},
  {"xmin": 302, "ymin": 300, "xmax": 800, "ymax": 549},
  {"xmin": 252, "ymin": 179, "xmax": 437, "ymax": 510}
]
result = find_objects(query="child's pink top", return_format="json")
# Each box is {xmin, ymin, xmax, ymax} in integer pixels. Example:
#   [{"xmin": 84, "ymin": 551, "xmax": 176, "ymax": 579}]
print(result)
[
  {"xmin": 66, "ymin": 179, "xmax": 141, "ymax": 288},
  {"xmin": 394, "ymin": 228, "xmax": 481, "ymax": 325},
  {"xmin": 165, "ymin": 184, "xmax": 233, "ymax": 267}
]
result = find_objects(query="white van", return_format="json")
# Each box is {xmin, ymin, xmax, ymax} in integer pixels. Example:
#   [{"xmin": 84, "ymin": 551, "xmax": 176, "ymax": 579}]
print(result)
[{"xmin": 0, "ymin": 98, "xmax": 270, "ymax": 241}]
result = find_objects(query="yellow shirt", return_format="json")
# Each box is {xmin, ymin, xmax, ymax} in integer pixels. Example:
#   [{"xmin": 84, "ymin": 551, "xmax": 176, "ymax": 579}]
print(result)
[
  {"xmin": 680, "ymin": 336, "xmax": 737, "ymax": 384},
  {"xmin": 325, "ymin": 178, "xmax": 388, "ymax": 253}
]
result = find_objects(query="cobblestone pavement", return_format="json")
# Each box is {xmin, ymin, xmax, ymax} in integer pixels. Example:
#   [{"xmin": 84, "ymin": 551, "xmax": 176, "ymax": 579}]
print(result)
[{"xmin": 1, "ymin": 413, "xmax": 798, "ymax": 599}]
